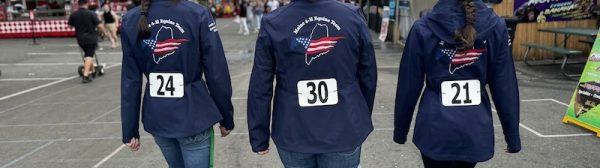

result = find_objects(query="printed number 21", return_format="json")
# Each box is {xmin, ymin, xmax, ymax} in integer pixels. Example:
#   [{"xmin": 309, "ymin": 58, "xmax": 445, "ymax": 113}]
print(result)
[
  {"xmin": 156, "ymin": 75, "xmax": 175, "ymax": 96},
  {"xmin": 306, "ymin": 81, "xmax": 329, "ymax": 104},
  {"xmin": 451, "ymin": 83, "xmax": 472, "ymax": 104}
]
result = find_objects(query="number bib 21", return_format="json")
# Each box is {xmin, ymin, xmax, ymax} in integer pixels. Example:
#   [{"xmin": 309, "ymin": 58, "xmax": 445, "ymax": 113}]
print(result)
[
  {"xmin": 149, "ymin": 73, "xmax": 184, "ymax": 98},
  {"xmin": 441, "ymin": 80, "xmax": 481, "ymax": 106},
  {"xmin": 297, "ymin": 78, "xmax": 339, "ymax": 107}
]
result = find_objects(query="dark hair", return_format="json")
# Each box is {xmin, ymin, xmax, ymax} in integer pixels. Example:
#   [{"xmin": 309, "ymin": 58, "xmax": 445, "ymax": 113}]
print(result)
[
  {"xmin": 137, "ymin": 0, "xmax": 151, "ymax": 39},
  {"xmin": 454, "ymin": 0, "xmax": 477, "ymax": 50},
  {"xmin": 88, "ymin": 4, "xmax": 98, "ymax": 10},
  {"xmin": 138, "ymin": 0, "xmax": 180, "ymax": 39},
  {"xmin": 78, "ymin": 0, "xmax": 88, "ymax": 5}
]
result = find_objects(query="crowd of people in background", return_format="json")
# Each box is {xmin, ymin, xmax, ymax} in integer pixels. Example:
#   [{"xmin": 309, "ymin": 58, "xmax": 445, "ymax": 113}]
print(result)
[
  {"xmin": 232, "ymin": 0, "xmax": 354, "ymax": 36},
  {"xmin": 234, "ymin": 0, "xmax": 281, "ymax": 36}
]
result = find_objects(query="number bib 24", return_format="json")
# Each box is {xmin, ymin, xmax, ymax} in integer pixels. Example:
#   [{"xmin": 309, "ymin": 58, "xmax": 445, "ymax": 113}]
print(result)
[
  {"xmin": 297, "ymin": 78, "xmax": 339, "ymax": 107},
  {"xmin": 149, "ymin": 73, "xmax": 184, "ymax": 98},
  {"xmin": 441, "ymin": 80, "xmax": 481, "ymax": 106}
]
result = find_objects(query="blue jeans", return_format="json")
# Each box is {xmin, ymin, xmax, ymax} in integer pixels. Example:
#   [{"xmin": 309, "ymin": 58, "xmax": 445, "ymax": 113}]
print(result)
[
  {"xmin": 254, "ymin": 13, "xmax": 263, "ymax": 30},
  {"xmin": 153, "ymin": 129, "xmax": 212, "ymax": 168},
  {"xmin": 277, "ymin": 146, "xmax": 362, "ymax": 168}
]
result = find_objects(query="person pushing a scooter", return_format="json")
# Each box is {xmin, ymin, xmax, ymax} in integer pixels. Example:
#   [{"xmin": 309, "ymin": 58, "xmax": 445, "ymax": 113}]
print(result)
[{"xmin": 68, "ymin": 0, "xmax": 105, "ymax": 83}]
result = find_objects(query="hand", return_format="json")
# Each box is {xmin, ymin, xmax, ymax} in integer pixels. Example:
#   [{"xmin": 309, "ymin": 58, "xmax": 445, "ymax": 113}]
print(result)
[
  {"xmin": 219, "ymin": 126, "xmax": 232, "ymax": 137},
  {"xmin": 257, "ymin": 149, "xmax": 269, "ymax": 155},
  {"xmin": 126, "ymin": 138, "xmax": 140, "ymax": 152}
]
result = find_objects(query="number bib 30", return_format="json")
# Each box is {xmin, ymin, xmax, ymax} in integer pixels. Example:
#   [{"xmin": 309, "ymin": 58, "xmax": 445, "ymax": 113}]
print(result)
[
  {"xmin": 441, "ymin": 79, "xmax": 481, "ymax": 106},
  {"xmin": 149, "ymin": 73, "xmax": 184, "ymax": 98},
  {"xmin": 297, "ymin": 78, "xmax": 339, "ymax": 107}
]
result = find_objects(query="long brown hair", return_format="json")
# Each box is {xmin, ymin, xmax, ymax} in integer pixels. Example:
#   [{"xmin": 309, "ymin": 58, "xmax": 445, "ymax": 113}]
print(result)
[
  {"xmin": 454, "ymin": 0, "xmax": 477, "ymax": 50},
  {"xmin": 137, "ymin": 0, "xmax": 151, "ymax": 39},
  {"xmin": 137, "ymin": 0, "xmax": 181, "ymax": 39}
]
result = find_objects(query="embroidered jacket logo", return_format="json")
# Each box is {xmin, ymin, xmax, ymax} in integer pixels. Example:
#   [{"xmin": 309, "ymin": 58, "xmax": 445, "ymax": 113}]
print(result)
[
  {"xmin": 439, "ymin": 41, "xmax": 487, "ymax": 74},
  {"xmin": 142, "ymin": 19, "xmax": 188, "ymax": 64},
  {"xmin": 291, "ymin": 16, "xmax": 345, "ymax": 65}
]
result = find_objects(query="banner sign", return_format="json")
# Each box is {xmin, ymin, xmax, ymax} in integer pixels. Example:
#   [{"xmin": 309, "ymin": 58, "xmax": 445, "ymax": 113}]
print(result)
[
  {"xmin": 564, "ymin": 28, "xmax": 600, "ymax": 137},
  {"xmin": 379, "ymin": 6, "xmax": 390, "ymax": 42},
  {"xmin": 514, "ymin": 0, "xmax": 597, "ymax": 22}
]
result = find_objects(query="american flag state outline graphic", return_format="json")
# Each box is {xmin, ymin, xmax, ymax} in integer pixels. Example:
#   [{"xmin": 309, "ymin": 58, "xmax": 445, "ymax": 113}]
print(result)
[
  {"xmin": 143, "ymin": 26, "xmax": 188, "ymax": 64},
  {"xmin": 294, "ymin": 23, "xmax": 345, "ymax": 65},
  {"xmin": 441, "ymin": 47, "xmax": 487, "ymax": 74}
]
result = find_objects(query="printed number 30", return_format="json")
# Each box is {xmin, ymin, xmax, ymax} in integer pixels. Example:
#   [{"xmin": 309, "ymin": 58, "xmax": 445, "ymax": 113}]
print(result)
[
  {"xmin": 451, "ymin": 83, "xmax": 472, "ymax": 104},
  {"xmin": 306, "ymin": 81, "xmax": 329, "ymax": 104},
  {"xmin": 156, "ymin": 75, "xmax": 176, "ymax": 96}
]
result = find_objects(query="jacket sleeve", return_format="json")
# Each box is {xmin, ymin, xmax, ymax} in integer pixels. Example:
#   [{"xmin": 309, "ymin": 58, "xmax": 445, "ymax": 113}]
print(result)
[
  {"xmin": 357, "ymin": 9, "xmax": 377, "ymax": 113},
  {"xmin": 120, "ymin": 21, "xmax": 143, "ymax": 144},
  {"xmin": 247, "ymin": 18, "xmax": 275, "ymax": 153},
  {"xmin": 200, "ymin": 10, "xmax": 235, "ymax": 130},
  {"xmin": 393, "ymin": 26, "xmax": 425, "ymax": 144},
  {"xmin": 488, "ymin": 24, "xmax": 521, "ymax": 153}
]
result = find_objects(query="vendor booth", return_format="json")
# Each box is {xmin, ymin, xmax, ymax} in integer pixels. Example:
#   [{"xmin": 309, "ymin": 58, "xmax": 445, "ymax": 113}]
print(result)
[{"xmin": 0, "ymin": 0, "xmax": 128, "ymax": 38}]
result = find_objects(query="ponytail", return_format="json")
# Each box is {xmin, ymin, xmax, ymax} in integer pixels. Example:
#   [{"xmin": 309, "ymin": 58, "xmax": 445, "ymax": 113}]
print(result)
[
  {"xmin": 137, "ymin": 0, "xmax": 151, "ymax": 39},
  {"xmin": 454, "ymin": 0, "xmax": 477, "ymax": 50}
]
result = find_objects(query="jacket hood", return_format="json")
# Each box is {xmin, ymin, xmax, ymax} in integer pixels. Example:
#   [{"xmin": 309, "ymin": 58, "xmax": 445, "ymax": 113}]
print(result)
[{"xmin": 424, "ymin": 0, "xmax": 499, "ymax": 44}]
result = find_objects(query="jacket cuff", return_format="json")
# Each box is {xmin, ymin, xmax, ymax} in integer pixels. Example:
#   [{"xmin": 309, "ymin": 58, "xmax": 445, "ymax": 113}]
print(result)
[
  {"xmin": 251, "ymin": 143, "xmax": 270, "ymax": 153},
  {"xmin": 505, "ymin": 134, "xmax": 521, "ymax": 153},
  {"xmin": 219, "ymin": 120, "xmax": 235, "ymax": 130},
  {"xmin": 122, "ymin": 134, "xmax": 140, "ymax": 144},
  {"xmin": 393, "ymin": 132, "xmax": 407, "ymax": 144}
]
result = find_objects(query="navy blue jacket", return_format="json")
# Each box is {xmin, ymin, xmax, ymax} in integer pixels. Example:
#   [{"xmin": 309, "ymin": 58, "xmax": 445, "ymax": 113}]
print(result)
[
  {"xmin": 247, "ymin": 0, "xmax": 377, "ymax": 153},
  {"xmin": 120, "ymin": 0, "xmax": 234, "ymax": 144},
  {"xmin": 393, "ymin": 0, "xmax": 521, "ymax": 162}
]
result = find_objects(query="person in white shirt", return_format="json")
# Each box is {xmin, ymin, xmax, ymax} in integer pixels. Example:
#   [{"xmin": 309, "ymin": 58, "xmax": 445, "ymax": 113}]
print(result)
[{"xmin": 267, "ymin": 0, "xmax": 279, "ymax": 12}]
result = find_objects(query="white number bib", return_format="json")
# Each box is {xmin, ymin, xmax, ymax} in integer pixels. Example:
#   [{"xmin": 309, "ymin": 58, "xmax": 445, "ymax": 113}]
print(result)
[
  {"xmin": 149, "ymin": 73, "xmax": 184, "ymax": 98},
  {"xmin": 297, "ymin": 78, "xmax": 339, "ymax": 107},
  {"xmin": 441, "ymin": 80, "xmax": 481, "ymax": 106}
]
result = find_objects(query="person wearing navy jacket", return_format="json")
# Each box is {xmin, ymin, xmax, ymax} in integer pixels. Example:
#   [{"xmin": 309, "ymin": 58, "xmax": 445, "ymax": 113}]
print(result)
[
  {"xmin": 247, "ymin": 0, "xmax": 377, "ymax": 167},
  {"xmin": 120, "ymin": 0, "xmax": 234, "ymax": 167},
  {"xmin": 394, "ymin": 0, "xmax": 521, "ymax": 167}
]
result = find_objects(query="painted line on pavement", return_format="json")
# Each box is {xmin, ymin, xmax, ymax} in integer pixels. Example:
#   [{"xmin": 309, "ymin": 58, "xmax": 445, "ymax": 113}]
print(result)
[
  {"xmin": 0, "ymin": 63, "xmax": 121, "ymax": 102},
  {"xmin": 92, "ymin": 145, "xmax": 126, "ymax": 168},
  {"xmin": 0, "ymin": 78, "xmax": 66, "ymax": 81},
  {"xmin": 0, "ymin": 121, "xmax": 120, "ymax": 128},
  {"xmin": 493, "ymin": 105, "xmax": 594, "ymax": 138},
  {"xmin": 377, "ymin": 65, "xmax": 400, "ymax": 69},
  {"xmin": 0, "ymin": 141, "xmax": 54, "ymax": 168},
  {"xmin": 231, "ymin": 72, "xmax": 251, "ymax": 79},
  {"xmin": 0, "ymin": 85, "xmax": 80, "ymax": 115},
  {"xmin": 521, "ymin": 98, "xmax": 569, "ymax": 107},
  {"xmin": 88, "ymin": 106, "xmax": 121, "ymax": 123}
]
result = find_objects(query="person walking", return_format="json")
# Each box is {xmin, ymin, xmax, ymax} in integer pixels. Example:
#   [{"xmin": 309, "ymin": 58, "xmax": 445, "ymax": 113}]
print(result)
[
  {"xmin": 237, "ymin": 0, "xmax": 250, "ymax": 35},
  {"xmin": 253, "ymin": 0, "xmax": 264, "ymax": 33},
  {"xmin": 393, "ymin": 0, "xmax": 521, "ymax": 167},
  {"xmin": 120, "ymin": 0, "xmax": 235, "ymax": 167},
  {"xmin": 102, "ymin": 4, "xmax": 119, "ymax": 48},
  {"xmin": 247, "ymin": 0, "xmax": 377, "ymax": 167},
  {"xmin": 68, "ymin": 0, "xmax": 105, "ymax": 83},
  {"xmin": 266, "ymin": 0, "xmax": 278, "ymax": 12}
]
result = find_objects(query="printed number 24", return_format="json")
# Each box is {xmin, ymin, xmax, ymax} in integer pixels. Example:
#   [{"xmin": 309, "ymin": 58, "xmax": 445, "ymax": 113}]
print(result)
[
  {"xmin": 306, "ymin": 81, "xmax": 329, "ymax": 104},
  {"xmin": 156, "ymin": 75, "xmax": 176, "ymax": 96},
  {"xmin": 451, "ymin": 83, "xmax": 472, "ymax": 104}
]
